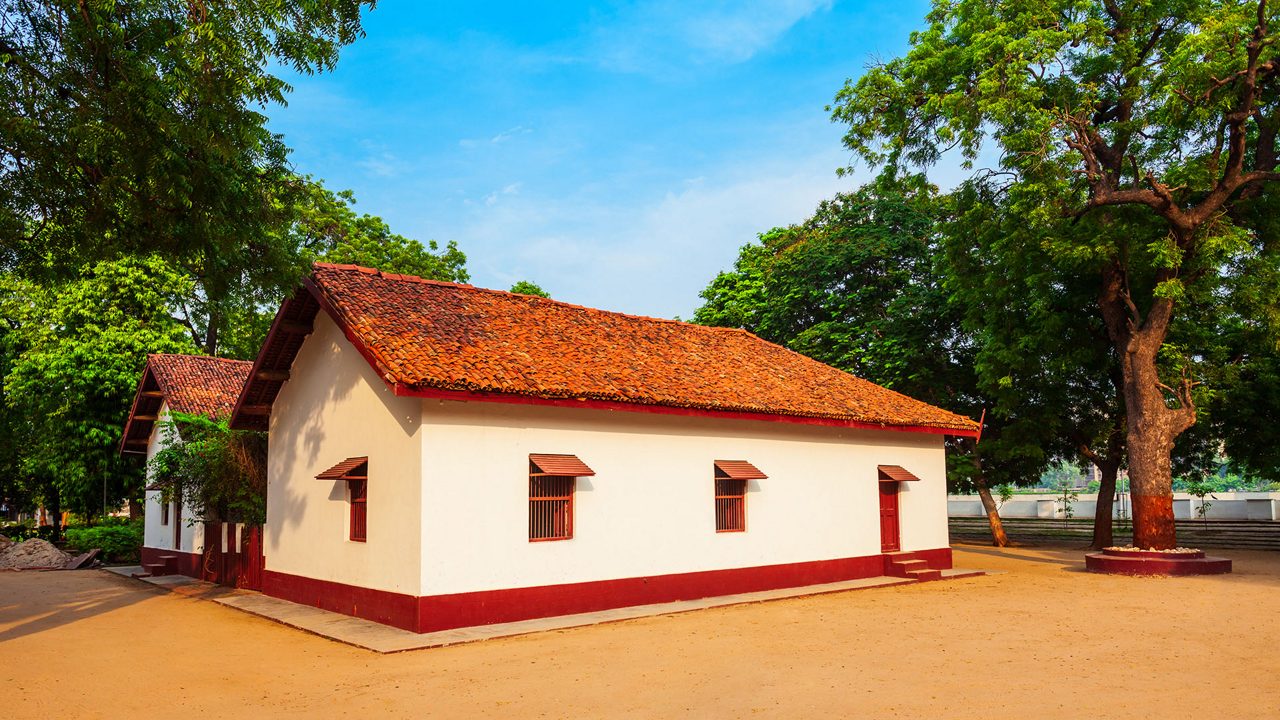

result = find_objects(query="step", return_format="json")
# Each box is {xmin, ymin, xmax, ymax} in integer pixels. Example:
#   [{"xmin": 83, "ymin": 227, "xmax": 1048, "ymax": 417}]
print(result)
[
  {"xmin": 141, "ymin": 562, "xmax": 169, "ymax": 577},
  {"xmin": 886, "ymin": 559, "xmax": 929, "ymax": 578},
  {"xmin": 906, "ymin": 568, "xmax": 942, "ymax": 582},
  {"xmin": 130, "ymin": 572, "xmax": 153, "ymax": 579}
]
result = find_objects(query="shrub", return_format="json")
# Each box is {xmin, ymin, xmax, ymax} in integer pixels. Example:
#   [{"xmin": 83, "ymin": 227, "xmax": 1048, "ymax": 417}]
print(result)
[
  {"xmin": 64, "ymin": 520, "xmax": 144, "ymax": 562},
  {"xmin": 1, "ymin": 522, "xmax": 59, "ymax": 542}
]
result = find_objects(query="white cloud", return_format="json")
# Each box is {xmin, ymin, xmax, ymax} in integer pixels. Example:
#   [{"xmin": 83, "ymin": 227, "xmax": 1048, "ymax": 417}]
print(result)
[
  {"xmin": 461, "ymin": 125, "xmax": 534, "ymax": 149},
  {"xmin": 450, "ymin": 141, "xmax": 856, "ymax": 319},
  {"xmin": 480, "ymin": 182, "xmax": 524, "ymax": 208},
  {"xmin": 588, "ymin": 0, "xmax": 835, "ymax": 74}
]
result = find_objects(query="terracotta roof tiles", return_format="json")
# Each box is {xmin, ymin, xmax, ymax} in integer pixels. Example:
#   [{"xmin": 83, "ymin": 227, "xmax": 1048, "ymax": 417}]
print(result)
[
  {"xmin": 273, "ymin": 263, "xmax": 978, "ymax": 434},
  {"xmin": 148, "ymin": 354, "xmax": 253, "ymax": 418},
  {"xmin": 120, "ymin": 354, "xmax": 253, "ymax": 454}
]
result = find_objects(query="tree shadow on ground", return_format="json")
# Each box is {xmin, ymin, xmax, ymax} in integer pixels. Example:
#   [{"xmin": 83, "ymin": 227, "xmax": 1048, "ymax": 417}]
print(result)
[{"xmin": 0, "ymin": 569, "xmax": 156, "ymax": 643}]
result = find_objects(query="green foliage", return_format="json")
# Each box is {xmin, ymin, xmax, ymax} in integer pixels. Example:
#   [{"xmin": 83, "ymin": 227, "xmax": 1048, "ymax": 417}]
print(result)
[
  {"xmin": 1, "ymin": 521, "xmax": 49, "ymax": 542},
  {"xmin": 694, "ymin": 176, "xmax": 1050, "ymax": 491},
  {"xmin": 1056, "ymin": 479, "xmax": 1080, "ymax": 523},
  {"xmin": 2, "ymin": 257, "xmax": 196, "ymax": 515},
  {"xmin": 294, "ymin": 180, "xmax": 469, "ymax": 283},
  {"xmin": 148, "ymin": 413, "xmax": 267, "ymax": 526},
  {"xmin": 509, "ymin": 281, "xmax": 551, "ymax": 298},
  {"xmin": 996, "ymin": 483, "xmax": 1015, "ymax": 508},
  {"xmin": 829, "ymin": 0, "xmax": 1280, "ymax": 523},
  {"xmin": 0, "ymin": 0, "xmax": 371, "ymax": 277},
  {"xmin": 64, "ymin": 520, "xmax": 144, "ymax": 562}
]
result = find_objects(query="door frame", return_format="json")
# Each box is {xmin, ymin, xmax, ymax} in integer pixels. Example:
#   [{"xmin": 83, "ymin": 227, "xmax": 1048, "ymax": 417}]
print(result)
[{"xmin": 878, "ymin": 481, "xmax": 901, "ymax": 553}]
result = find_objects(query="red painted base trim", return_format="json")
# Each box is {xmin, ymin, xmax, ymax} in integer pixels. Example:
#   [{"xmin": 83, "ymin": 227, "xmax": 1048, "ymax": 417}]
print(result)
[
  {"xmin": 140, "ymin": 546, "xmax": 202, "ymax": 578},
  {"xmin": 262, "ymin": 547, "xmax": 956, "ymax": 634},
  {"xmin": 1085, "ymin": 551, "xmax": 1231, "ymax": 576},
  {"xmin": 261, "ymin": 570, "xmax": 420, "ymax": 631}
]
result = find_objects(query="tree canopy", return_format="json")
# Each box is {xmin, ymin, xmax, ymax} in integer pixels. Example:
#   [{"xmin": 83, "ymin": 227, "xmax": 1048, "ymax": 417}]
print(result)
[
  {"xmin": 1, "ymin": 0, "xmax": 370, "ymax": 271},
  {"xmin": 509, "ymin": 280, "xmax": 551, "ymax": 298},
  {"xmin": 1, "ymin": 256, "xmax": 197, "ymax": 516},
  {"xmin": 830, "ymin": 0, "xmax": 1280, "ymax": 548}
]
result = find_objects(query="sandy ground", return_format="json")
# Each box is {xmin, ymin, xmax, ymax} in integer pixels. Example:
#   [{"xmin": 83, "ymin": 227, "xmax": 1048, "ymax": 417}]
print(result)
[{"xmin": 2, "ymin": 545, "xmax": 1278, "ymax": 719}]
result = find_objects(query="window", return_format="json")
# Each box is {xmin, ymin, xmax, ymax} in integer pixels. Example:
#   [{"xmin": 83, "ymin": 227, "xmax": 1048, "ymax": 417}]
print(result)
[
  {"xmin": 316, "ymin": 456, "xmax": 369, "ymax": 543},
  {"xmin": 713, "ymin": 460, "xmax": 767, "ymax": 533},
  {"xmin": 349, "ymin": 479, "xmax": 367, "ymax": 542},
  {"xmin": 160, "ymin": 498, "xmax": 170, "ymax": 526},
  {"xmin": 715, "ymin": 478, "xmax": 747, "ymax": 532},
  {"xmin": 529, "ymin": 474, "xmax": 574, "ymax": 541},
  {"xmin": 528, "ymin": 454, "xmax": 595, "ymax": 542}
]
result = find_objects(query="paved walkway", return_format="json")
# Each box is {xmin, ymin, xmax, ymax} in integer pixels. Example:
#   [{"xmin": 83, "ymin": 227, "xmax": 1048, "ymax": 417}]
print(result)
[{"xmin": 104, "ymin": 566, "xmax": 986, "ymax": 653}]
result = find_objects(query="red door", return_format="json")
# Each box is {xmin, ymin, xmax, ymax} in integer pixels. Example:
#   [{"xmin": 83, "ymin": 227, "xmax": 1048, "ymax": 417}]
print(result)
[
  {"xmin": 879, "ymin": 482, "xmax": 900, "ymax": 552},
  {"xmin": 237, "ymin": 525, "xmax": 264, "ymax": 591}
]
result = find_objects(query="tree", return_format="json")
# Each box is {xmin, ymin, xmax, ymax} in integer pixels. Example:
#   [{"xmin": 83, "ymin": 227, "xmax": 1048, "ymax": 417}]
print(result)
[
  {"xmin": 832, "ymin": 0, "xmax": 1280, "ymax": 549},
  {"xmin": 2, "ymin": 256, "xmax": 197, "ymax": 517},
  {"xmin": 201, "ymin": 178, "xmax": 470, "ymax": 359},
  {"xmin": 946, "ymin": 181, "xmax": 1128, "ymax": 548},
  {"xmin": 695, "ymin": 177, "xmax": 1052, "ymax": 545},
  {"xmin": 148, "ymin": 414, "xmax": 267, "ymax": 526},
  {"xmin": 1, "ymin": 0, "xmax": 372, "ymax": 353},
  {"xmin": 509, "ymin": 281, "xmax": 550, "ymax": 298}
]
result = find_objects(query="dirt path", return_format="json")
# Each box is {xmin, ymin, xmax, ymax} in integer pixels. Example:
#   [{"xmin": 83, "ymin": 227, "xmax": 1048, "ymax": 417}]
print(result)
[{"xmin": 2, "ymin": 545, "xmax": 1278, "ymax": 718}]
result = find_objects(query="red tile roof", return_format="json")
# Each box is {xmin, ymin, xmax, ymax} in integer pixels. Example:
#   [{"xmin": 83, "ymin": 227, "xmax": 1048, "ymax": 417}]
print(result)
[
  {"xmin": 233, "ymin": 263, "xmax": 979, "ymax": 435},
  {"xmin": 121, "ymin": 354, "xmax": 253, "ymax": 454},
  {"xmin": 148, "ymin": 354, "xmax": 253, "ymax": 418}
]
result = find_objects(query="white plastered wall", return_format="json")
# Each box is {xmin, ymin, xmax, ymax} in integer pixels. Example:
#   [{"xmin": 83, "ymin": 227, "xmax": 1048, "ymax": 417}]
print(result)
[
  {"xmin": 141, "ymin": 401, "xmax": 204, "ymax": 554},
  {"xmin": 418, "ymin": 400, "xmax": 948, "ymax": 596},
  {"xmin": 265, "ymin": 312, "xmax": 423, "ymax": 595}
]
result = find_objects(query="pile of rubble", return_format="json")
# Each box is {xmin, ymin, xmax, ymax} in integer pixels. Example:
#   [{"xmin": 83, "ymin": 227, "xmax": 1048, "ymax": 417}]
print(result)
[{"xmin": 0, "ymin": 537, "xmax": 72, "ymax": 570}]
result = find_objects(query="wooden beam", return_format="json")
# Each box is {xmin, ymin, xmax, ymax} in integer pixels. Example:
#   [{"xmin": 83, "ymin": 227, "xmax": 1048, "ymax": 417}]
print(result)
[
  {"xmin": 278, "ymin": 321, "xmax": 313, "ymax": 335},
  {"xmin": 124, "ymin": 439, "xmax": 149, "ymax": 446},
  {"xmin": 132, "ymin": 414, "xmax": 158, "ymax": 421},
  {"xmin": 238, "ymin": 404, "xmax": 272, "ymax": 416},
  {"xmin": 141, "ymin": 390, "xmax": 164, "ymax": 398},
  {"xmin": 256, "ymin": 369, "xmax": 290, "ymax": 382}
]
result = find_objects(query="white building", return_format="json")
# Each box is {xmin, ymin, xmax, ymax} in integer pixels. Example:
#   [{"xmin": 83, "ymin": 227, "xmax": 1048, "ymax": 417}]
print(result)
[
  {"xmin": 121, "ymin": 354, "xmax": 253, "ymax": 577},
  {"xmin": 223, "ymin": 263, "xmax": 980, "ymax": 633}
]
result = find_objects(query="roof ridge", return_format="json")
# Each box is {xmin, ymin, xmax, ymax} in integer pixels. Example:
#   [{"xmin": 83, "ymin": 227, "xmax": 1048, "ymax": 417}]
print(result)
[
  {"xmin": 311, "ymin": 261, "xmax": 757, "ymax": 336},
  {"xmin": 149, "ymin": 352, "xmax": 253, "ymax": 365}
]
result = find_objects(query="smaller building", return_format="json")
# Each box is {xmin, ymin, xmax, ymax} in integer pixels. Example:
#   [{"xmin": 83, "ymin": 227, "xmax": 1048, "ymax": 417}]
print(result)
[{"xmin": 121, "ymin": 354, "xmax": 253, "ymax": 576}]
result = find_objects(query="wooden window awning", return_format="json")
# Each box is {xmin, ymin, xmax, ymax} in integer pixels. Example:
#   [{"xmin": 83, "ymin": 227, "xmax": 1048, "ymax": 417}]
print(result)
[
  {"xmin": 878, "ymin": 465, "xmax": 921, "ymax": 482},
  {"xmin": 529, "ymin": 454, "xmax": 595, "ymax": 477},
  {"xmin": 317, "ymin": 457, "xmax": 369, "ymax": 480},
  {"xmin": 714, "ymin": 460, "xmax": 768, "ymax": 480}
]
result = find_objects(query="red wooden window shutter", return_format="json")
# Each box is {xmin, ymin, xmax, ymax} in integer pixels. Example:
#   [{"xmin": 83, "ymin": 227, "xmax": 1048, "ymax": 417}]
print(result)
[
  {"xmin": 348, "ymin": 479, "xmax": 367, "ymax": 542},
  {"xmin": 714, "ymin": 461, "xmax": 762, "ymax": 533},
  {"xmin": 317, "ymin": 457, "xmax": 369, "ymax": 542},
  {"xmin": 529, "ymin": 454, "xmax": 591, "ymax": 541}
]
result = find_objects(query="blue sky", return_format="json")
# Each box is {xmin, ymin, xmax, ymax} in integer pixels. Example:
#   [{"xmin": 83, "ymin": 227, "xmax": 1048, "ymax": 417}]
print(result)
[{"xmin": 268, "ymin": 0, "xmax": 941, "ymax": 319}]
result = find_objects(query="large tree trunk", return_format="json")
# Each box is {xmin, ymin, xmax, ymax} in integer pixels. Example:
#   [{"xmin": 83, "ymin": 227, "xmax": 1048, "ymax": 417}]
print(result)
[
  {"xmin": 1101, "ymin": 268, "xmax": 1195, "ymax": 551},
  {"xmin": 973, "ymin": 470, "xmax": 1010, "ymax": 547},
  {"xmin": 1089, "ymin": 460, "xmax": 1119, "ymax": 549}
]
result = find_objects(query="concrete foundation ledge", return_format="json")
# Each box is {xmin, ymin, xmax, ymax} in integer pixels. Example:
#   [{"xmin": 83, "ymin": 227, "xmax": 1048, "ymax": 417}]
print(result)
[{"xmin": 1085, "ymin": 549, "xmax": 1232, "ymax": 576}]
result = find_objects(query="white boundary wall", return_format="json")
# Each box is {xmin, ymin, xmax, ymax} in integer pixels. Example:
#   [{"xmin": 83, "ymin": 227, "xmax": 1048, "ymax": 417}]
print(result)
[{"xmin": 949, "ymin": 492, "xmax": 1280, "ymax": 521}]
